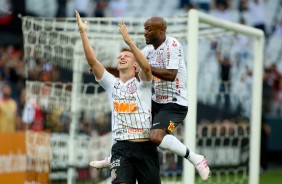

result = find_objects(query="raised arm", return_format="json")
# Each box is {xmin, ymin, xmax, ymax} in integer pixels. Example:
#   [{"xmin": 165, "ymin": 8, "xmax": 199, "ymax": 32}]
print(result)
[
  {"xmin": 76, "ymin": 11, "xmax": 105, "ymax": 80},
  {"xmin": 118, "ymin": 21, "xmax": 152, "ymax": 81}
]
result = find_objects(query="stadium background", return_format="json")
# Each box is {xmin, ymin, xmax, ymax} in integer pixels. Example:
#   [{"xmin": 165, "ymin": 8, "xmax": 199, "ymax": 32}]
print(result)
[{"xmin": 0, "ymin": 0, "xmax": 282, "ymax": 184}]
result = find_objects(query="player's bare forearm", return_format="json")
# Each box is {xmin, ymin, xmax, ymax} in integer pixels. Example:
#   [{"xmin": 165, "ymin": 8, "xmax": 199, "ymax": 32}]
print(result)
[
  {"xmin": 80, "ymin": 32, "xmax": 96, "ymax": 66},
  {"xmin": 127, "ymin": 41, "xmax": 152, "ymax": 79},
  {"xmin": 76, "ymin": 11, "xmax": 104, "ymax": 79},
  {"xmin": 127, "ymin": 42, "xmax": 150, "ymax": 72},
  {"xmin": 150, "ymin": 66, "xmax": 177, "ymax": 81},
  {"xmin": 119, "ymin": 21, "xmax": 152, "ymax": 81}
]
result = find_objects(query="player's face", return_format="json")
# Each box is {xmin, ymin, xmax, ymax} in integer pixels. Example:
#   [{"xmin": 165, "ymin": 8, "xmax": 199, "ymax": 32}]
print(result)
[
  {"xmin": 117, "ymin": 51, "xmax": 137, "ymax": 70},
  {"xmin": 144, "ymin": 20, "xmax": 159, "ymax": 45}
]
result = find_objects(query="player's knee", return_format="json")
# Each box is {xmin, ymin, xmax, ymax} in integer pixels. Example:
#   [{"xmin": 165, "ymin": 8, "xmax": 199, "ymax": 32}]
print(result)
[{"xmin": 149, "ymin": 129, "xmax": 166, "ymax": 145}]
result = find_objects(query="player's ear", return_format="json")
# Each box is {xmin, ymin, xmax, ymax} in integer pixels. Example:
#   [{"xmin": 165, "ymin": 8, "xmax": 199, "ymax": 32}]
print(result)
[
  {"xmin": 159, "ymin": 28, "xmax": 165, "ymax": 36},
  {"xmin": 133, "ymin": 61, "xmax": 138, "ymax": 68}
]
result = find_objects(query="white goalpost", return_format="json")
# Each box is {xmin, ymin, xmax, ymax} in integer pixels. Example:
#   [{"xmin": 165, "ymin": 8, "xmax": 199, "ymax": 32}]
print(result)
[
  {"xmin": 185, "ymin": 9, "xmax": 264, "ymax": 184},
  {"xmin": 21, "ymin": 9, "xmax": 264, "ymax": 184}
]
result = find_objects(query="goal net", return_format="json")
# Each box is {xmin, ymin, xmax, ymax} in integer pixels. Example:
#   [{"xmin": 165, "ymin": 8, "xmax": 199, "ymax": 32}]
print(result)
[{"xmin": 21, "ymin": 9, "xmax": 264, "ymax": 184}]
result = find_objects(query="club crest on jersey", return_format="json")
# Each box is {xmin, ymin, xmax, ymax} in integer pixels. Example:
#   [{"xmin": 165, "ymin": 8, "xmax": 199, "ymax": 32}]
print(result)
[
  {"xmin": 167, "ymin": 121, "xmax": 175, "ymax": 133},
  {"xmin": 127, "ymin": 81, "xmax": 137, "ymax": 94},
  {"xmin": 156, "ymin": 50, "xmax": 163, "ymax": 64}
]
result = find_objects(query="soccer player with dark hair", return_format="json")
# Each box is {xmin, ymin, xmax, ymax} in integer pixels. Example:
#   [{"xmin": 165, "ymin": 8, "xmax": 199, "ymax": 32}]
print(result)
[{"xmin": 142, "ymin": 16, "xmax": 210, "ymax": 180}]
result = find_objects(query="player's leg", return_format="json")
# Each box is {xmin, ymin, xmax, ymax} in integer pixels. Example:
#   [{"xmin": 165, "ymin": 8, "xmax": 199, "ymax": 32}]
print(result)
[
  {"xmin": 134, "ymin": 141, "xmax": 161, "ymax": 184},
  {"xmin": 150, "ymin": 102, "xmax": 210, "ymax": 180},
  {"xmin": 150, "ymin": 102, "xmax": 189, "ymax": 156},
  {"xmin": 111, "ymin": 142, "xmax": 136, "ymax": 184}
]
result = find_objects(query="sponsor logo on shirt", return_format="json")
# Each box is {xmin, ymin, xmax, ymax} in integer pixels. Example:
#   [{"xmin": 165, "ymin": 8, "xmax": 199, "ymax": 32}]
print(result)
[
  {"xmin": 114, "ymin": 102, "xmax": 137, "ymax": 113},
  {"xmin": 172, "ymin": 40, "xmax": 177, "ymax": 47},
  {"xmin": 112, "ymin": 95, "xmax": 136, "ymax": 101},
  {"xmin": 156, "ymin": 95, "xmax": 168, "ymax": 100},
  {"xmin": 178, "ymin": 48, "xmax": 182, "ymax": 57},
  {"xmin": 127, "ymin": 128, "xmax": 144, "ymax": 133},
  {"xmin": 176, "ymin": 77, "xmax": 179, "ymax": 88},
  {"xmin": 166, "ymin": 47, "xmax": 170, "ymax": 66}
]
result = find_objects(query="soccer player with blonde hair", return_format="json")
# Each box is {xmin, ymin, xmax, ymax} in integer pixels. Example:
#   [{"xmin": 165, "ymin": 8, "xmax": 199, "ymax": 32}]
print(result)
[{"xmin": 76, "ymin": 11, "xmax": 161, "ymax": 184}]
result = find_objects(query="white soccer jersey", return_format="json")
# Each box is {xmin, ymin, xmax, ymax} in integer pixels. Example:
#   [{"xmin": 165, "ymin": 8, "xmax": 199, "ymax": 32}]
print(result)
[
  {"xmin": 97, "ymin": 70, "xmax": 152, "ymax": 141},
  {"xmin": 142, "ymin": 36, "xmax": 188, "ymax": 106}
]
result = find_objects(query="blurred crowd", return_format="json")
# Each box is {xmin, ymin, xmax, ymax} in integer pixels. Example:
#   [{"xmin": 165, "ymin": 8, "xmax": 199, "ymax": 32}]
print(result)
[{"xmin": 0, "ymin": 0, "xmax": 281, "ymax": 135}]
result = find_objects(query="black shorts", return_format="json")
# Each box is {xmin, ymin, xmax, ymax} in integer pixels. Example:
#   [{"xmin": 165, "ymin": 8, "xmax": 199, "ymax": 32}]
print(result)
[
  {"xmin": 151, "ymin": 101, "xmax": 188, "ymax": 133},
  {"xmin": 110, "ymin": 140, "xmax": 161, "ymax": 184}
]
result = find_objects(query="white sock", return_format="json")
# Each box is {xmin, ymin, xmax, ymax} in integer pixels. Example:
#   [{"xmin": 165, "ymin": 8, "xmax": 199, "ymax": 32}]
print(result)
[
  {"xmin": 159, "ymin": 134, "xmax": 187, "ymax": 157},
  {"xmin": 187, "ymin": 151, "xmax": 202, "ymax": 165}
]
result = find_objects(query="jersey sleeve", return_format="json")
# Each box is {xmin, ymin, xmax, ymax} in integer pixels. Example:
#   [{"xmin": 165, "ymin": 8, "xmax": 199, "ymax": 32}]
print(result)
[
  {"xmin": 139, "ymin": 77, "xmax": 152, "ymax": 89},
  {"xmin": 166, "ymin": 39, "xmax": 182, "ymax": 70},
  {"xmin": 96, "ymin": 70, "xmax": 116, "ymax": 91}
]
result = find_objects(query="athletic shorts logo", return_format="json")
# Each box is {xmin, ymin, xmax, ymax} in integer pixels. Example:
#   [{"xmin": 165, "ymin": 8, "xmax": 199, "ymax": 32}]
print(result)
[
  {"xmin": 111, "ymin": 169, "xmax": 117, "ymax": 181},
  {"xmin": 167, "ymin": 121, "xmax": 175, "ymax": 133},
  {"xmin": 111, "ymin": 159, "xmax": 120, "ymax": 169}
]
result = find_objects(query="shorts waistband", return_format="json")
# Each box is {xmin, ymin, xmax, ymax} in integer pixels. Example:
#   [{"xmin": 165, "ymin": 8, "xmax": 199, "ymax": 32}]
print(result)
[{"xmin": 116, "ymin": 139, "xmax": 150, "ymax": 144}]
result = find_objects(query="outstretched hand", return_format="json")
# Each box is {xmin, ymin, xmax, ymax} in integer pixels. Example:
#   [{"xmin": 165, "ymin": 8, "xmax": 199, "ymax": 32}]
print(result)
[
  {"xmin": 76, "ymin": 10, "xmax": 87, "ymax": 33},
  {"xmin": 119, "ymin": 21, "xmax": 133, "ymax": 45}
]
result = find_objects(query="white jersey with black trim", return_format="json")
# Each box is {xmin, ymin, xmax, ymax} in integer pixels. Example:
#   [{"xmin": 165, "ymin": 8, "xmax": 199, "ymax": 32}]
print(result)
[
  {"xmin": 142, "ymin": 36, "xmax": 188, "ymax": 107},
  {"xmin": 97, "ymin": 70, "xmax": 152, "ymax": 141}
]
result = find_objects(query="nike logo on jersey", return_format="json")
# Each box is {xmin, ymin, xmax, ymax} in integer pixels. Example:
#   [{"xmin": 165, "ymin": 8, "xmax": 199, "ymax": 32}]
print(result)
[{"xmin": 153, "ymin": 122, "xmax": 160, "ymax": 126}]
